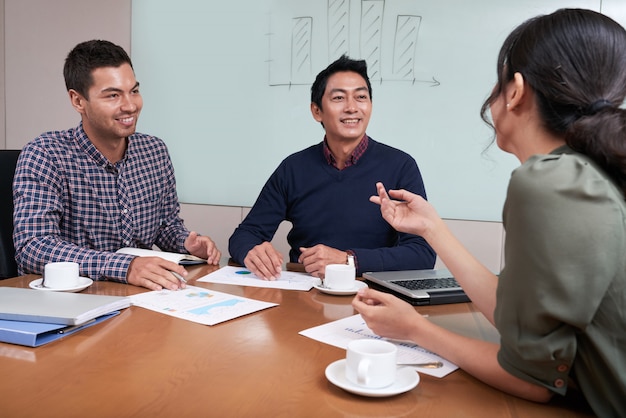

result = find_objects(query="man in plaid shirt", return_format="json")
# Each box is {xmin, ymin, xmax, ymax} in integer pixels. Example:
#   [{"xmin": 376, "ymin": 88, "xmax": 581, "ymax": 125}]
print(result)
[{"xmin": 12, "ymin": 40, "xmax": 220, "ymax": 290}]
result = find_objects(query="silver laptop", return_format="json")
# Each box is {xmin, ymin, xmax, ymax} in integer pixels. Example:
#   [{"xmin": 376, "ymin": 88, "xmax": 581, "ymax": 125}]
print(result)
[{"xmin": 362, "ymin": 269, "xmax": 470, "ymax": 306}]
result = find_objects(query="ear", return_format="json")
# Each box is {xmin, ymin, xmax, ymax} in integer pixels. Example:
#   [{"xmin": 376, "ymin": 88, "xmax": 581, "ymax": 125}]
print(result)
[
  {"xmin": 507, "ymin": 72, "xmax": 526, "ymax": 111},
  {"xmin": 310, "ymin": 102, "xmax": 323, "ymax": 123},
  {"xmin": 68, "ymin": 89, "xmax": 87, "ymax": 115}
]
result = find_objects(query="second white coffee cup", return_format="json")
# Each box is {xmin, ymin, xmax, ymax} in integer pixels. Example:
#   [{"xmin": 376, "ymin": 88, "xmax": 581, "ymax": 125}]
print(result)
[
  {"xmin": 44, "ymin": 262, "xmax": 80, "ymax": 289},
  {"xmin": 324, "ymin": 264, "xmax": 356, "ymax": 290},
  {"xmin": 345, "ymin": 339, "xmax": 397, "ymax": 388}
]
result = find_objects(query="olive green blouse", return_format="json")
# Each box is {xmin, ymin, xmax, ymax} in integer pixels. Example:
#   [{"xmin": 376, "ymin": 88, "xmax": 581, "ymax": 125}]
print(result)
[{"xmin": 496, "ymin": 146, "xmax": 626, "ymax": 417}]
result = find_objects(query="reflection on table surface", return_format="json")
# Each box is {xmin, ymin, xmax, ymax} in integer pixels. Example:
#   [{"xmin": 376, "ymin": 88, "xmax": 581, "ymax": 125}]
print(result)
[{"xmin": 0, "ymin": 263, "xmax": 593, "ymax": 417}]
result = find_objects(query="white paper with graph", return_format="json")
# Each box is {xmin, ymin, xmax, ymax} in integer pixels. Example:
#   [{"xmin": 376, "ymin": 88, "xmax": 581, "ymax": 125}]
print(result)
[{"xmin": 130, "ymin": 285, "xmax": 277, "ymax": 326}]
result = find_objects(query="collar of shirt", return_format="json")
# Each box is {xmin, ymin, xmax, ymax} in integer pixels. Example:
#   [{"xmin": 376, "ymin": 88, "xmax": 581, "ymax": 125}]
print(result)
[
  {"xmin": 75, "ymin": 122, "xmax": 129, "ymax": 172},
  {"xmin": 323, "ymin": 134, "xmax": 369, "ymax": 170}
]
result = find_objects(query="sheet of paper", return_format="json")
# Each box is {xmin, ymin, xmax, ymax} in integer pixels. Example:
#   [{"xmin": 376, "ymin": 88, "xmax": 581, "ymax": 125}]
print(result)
[
  {"xmin": 197, "ymin": 266, "xmax": 318, "ymax": 291},
  {"xmin": 130, "ymin": 285, "xmax": 277, "ymax": 326},
  {"xmin": 299, "ymin": 314, "xmax": 458, "ymax": 378}
]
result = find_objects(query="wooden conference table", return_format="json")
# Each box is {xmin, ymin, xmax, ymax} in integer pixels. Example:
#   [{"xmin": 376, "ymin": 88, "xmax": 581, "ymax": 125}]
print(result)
[{"xmin": 1, "ymin": 264, "xmax": 594, "ymax": 418}]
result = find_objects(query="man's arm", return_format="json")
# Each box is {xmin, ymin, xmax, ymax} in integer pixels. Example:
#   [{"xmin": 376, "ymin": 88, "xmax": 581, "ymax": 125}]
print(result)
[
  {"xmin": 13, "ymin": 143, "xmax": 134, "ymax": 281},
  {"xmin": 348, "ymin": 235, "xmax": 436, "ymax": 275},
  {"xmin": 150, "ymin": 143, "xmax": 192, "ymax": 253},
  {"xmin": 228, "ymin": 167, "xmax": 287, "ymax": 267},
  {"xmin": 134, "ymin": 138, "xmax": 220, "ymax": 264}
]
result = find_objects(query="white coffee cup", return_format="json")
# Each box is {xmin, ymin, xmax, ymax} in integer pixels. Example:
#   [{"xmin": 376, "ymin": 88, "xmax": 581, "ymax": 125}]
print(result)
[
  {"xmin": 43, "ymin": 262, "xmax": 80, "ymax": 289},
  {"xmin": 324, "ymin": 264, "xmax": 356, "ymax": 290},
  {"xmin": 345, "ymin": 339, "xmax": 397, "ymax": 388}
]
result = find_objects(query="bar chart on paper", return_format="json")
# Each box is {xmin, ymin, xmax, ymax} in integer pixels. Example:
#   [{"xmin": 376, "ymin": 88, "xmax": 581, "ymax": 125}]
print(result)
[{"xmin": 130, "ymin": 286, "xmax": 277, "ymax": 325}]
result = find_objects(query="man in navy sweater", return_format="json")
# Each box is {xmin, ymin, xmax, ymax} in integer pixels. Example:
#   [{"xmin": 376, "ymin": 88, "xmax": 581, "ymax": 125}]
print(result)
[{"xmin": 228, "ymin": 55, "xmax": 435, "ymax": 280}]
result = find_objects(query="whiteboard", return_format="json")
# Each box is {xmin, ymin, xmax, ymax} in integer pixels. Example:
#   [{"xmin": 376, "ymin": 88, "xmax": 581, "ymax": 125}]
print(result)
[{"xmin": 131, "ymin": 0, "xmax": 623, "ymax": 221}]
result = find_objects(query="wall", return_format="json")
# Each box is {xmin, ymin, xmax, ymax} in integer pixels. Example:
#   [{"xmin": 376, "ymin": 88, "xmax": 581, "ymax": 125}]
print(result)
[
  {"xmin": 130, "ymin": 0, "xmax": 626, "ymax": 223},
  {"xmin": 1, "ymin": 0, "xmax": 508, "ymax": 272},
  {"xmin": 2, "ymin": 0, "xmax": 131, "ymax": 149}
]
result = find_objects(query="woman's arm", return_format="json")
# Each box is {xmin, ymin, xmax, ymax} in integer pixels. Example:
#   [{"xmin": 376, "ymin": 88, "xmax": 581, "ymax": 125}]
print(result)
[
  {"xmin": 370, "ymin": 182, "xmax": 499, "ymax": 323},
  {"xmin": 352, "ymin": 288, "xmax": 553, "ymax": 402}
]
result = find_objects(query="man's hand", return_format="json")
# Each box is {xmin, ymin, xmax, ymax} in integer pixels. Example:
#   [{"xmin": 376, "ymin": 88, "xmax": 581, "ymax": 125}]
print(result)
[
  {"xmin": 126, "ymin": 257, "xmax": 188, "ymax": 291},
  {"xmin": 298, "ymin": 245, "xmax": 349, "ymax": 278},
  {"xmin": 243, "ymin": 242, "xmax": 283, "ymax": 280},
  {"xmin": 185, "ymin": 231, "xmax": 221, "ymax": 264}
]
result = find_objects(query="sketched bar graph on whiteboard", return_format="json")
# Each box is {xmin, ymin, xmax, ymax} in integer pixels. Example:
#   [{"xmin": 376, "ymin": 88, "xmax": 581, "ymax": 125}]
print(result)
[
  {"xmin": 268, "ymin": 0, "xmax": 438, "ymax": 87},
  {"xmin": 291, "ymin": 17, "xmax": 312, "ymax": 84},
  {"xmin": 360, "ymin": 0, "xmax": 384, "ymax": 80},
  {"xmin": 328, "ymin": 0, "xmax": 350, "ymax": 58},
  {"xmin": 393, "ymin": 15, "xmax": 422, "ymax": 80}
]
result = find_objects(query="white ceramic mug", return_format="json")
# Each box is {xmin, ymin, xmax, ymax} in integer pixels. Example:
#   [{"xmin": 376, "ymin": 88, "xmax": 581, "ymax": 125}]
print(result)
[
  {"xmin": 324, "ymin": 264, "xmax": 356, "ymax": 290},
  {"xmin": 43, "ymin": 262, "xmax": 80, "ymax": 289},
  {"xmin": 345, "ymin": 339, "xmax": 397, "ymax": 388}
]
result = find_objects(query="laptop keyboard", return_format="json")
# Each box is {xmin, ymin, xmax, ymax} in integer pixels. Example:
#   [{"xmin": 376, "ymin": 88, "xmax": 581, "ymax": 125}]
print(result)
[{"xmin": 391, "ymin": 277, "xmax": 459, "ymax": 290}]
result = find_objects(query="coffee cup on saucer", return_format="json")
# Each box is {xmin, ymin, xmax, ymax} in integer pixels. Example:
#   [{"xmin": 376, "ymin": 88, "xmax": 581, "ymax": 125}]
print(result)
[
  {"xmin": 345, "ymin": 339, "xmax": 397, "ymax": 388},
  {"xmin": 324, "ymin": 264, "xmax": 356, "ymax": 290},
  {"xmin": 43, "ymin": 262, "xmax": 80, "ymax": 289}
]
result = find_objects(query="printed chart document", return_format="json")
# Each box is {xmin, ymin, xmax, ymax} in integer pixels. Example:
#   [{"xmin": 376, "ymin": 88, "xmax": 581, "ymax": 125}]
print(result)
[
  {"xmin": 299, "ymin": 314, "xmax": 458, "ymax": 378},
  {"xmin": 130, "ymin": 285, "xmax": 277, "ymax": 326},
  {"xmin": 198, "ymin": 266, "xmax": 317, "ymax": 291}
]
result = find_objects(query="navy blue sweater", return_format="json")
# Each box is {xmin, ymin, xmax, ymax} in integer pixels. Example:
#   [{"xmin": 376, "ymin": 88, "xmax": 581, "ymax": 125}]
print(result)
[{"xmin": 228, "ymin": 138, "xmax": 436, "ymax": 274}]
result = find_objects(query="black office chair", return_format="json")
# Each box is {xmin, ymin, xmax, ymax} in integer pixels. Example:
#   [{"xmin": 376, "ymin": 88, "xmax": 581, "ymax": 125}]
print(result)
[{"xmin": 0, "ymin": 150, "xmax": 21, "ymax": 279}]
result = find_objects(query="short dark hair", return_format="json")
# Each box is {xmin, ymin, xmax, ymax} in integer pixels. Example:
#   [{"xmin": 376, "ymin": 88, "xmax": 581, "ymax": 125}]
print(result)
[
  {"xmin": 311, "ymin": 55, "xmax": 372, "ymax": 109},
  {"xmin": 480, "ymin": 8, "xmax": 626, "ymax": 193},
  {"xmin": 63, "ymin": 40, "xmax": 133, "ymax": 98}
]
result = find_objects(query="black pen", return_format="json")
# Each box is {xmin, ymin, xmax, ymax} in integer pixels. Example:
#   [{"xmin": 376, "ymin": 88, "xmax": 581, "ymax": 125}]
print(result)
[{"xmin": 58, "ymin": 318, "xmax": 96, "ymax": 334}]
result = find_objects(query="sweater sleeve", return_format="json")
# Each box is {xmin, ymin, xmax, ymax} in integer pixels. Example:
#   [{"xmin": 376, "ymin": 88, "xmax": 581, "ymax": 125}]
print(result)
[{"xmin": 228, "ymin": 165, "xmax": 287, "ymax": 265}]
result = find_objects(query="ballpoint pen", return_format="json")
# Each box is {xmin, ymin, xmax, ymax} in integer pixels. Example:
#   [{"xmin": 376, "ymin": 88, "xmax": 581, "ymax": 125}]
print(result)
[
  {"xmin": 170, "ymin": 271, "xmax": 187, "ymax": 284},
  {"xmin": 58, "ymin": 318, "xmax": 97, "ymax": 334}
]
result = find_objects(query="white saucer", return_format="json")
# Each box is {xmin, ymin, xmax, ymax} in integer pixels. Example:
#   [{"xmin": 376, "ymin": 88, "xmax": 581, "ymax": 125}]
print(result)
[
  {"xmin": 314, "ymin": 280, "xmax": 368, "ymax": 296},
  {"xmin": 29, "ymin": 277, "xmax": 93, "ymax": 293},
  {"xmin": 325, "ymin": 359, "xmax": 419, "ymax": 397}
]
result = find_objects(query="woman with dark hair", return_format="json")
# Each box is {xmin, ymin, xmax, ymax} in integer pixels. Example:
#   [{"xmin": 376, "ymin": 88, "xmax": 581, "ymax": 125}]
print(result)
[{"xmin": 353, "ymin": 9, "xmax": 626, "ymax": 416}]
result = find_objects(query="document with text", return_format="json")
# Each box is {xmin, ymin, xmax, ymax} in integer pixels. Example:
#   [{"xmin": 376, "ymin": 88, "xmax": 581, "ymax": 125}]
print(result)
[{"xmin": 299, "ymin": 314, "xmax": 458, "ymax": 378}]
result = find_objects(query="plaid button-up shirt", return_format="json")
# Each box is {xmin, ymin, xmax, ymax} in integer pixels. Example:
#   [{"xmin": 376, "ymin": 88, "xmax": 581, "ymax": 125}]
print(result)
[{"xmin": 13, "ymin": 123, "xmax": 190, "ymax": 282}]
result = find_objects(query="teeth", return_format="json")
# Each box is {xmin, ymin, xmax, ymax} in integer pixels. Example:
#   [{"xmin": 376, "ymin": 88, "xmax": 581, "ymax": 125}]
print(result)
[
  {"xmin": 343, "ymin": 119, "xmax": 359, "ymax": 124},
  {"xmin": 119, "ymin": 117, "xmax": 134, "ymax": 123}
]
